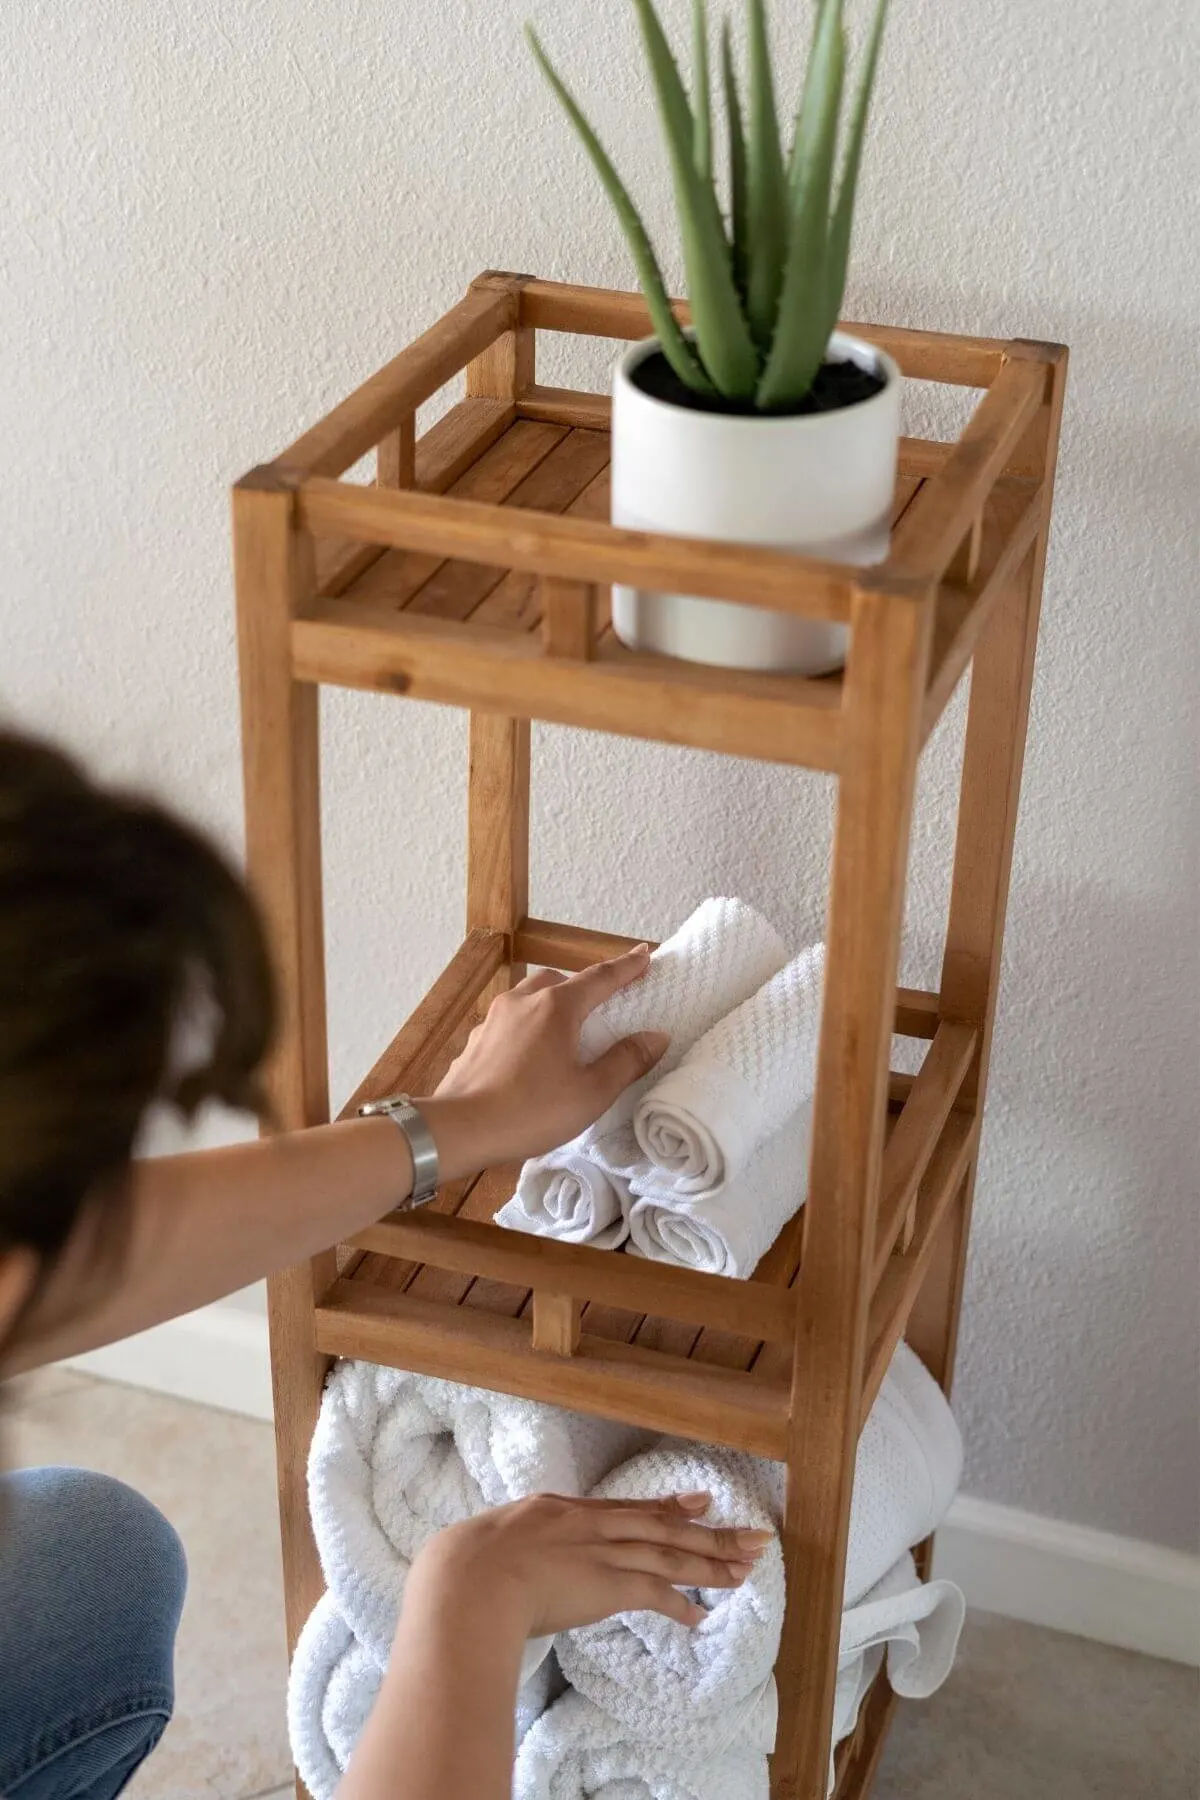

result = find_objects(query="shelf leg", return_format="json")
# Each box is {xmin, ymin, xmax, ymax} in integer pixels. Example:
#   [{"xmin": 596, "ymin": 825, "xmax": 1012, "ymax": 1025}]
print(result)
[
  {"xmin": 771, "ymin": 581, "xmax": 935, "ymax": 1800},
  {"xmin": 467, "ymin": 712, "xmax": 531, "ymax": 997},
  {"xmin": 908, "ymin": 344, "xmax": 1069, "ymax": 1406},
  {"xmin": 233, "ymin": 468, "xmax": 333, "ymax": 1800}
]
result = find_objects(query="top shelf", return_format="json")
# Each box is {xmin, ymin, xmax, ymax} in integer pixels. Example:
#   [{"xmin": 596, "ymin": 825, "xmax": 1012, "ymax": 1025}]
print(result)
[{"xmin": 242, "ymin": 273, "xmax": 1062, "ymax": 773}]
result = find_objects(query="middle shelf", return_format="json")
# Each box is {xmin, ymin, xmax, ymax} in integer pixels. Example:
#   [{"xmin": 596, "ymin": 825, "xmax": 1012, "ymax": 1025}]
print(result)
[{"xmin": 318, "ymin": 923, "xmax": 978, "ymax": 1460}]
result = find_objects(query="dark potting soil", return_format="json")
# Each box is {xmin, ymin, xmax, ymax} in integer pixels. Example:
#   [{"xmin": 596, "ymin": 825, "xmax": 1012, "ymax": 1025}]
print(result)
[{"xmin": 631, "ymin": 347, "xmax": 887, "ymax": 417}]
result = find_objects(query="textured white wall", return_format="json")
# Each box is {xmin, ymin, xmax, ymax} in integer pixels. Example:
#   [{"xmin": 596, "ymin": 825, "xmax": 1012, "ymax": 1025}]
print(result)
[{"xmin": 3, "ymin": 1, "xmax": 1196, "ymax": 1551}]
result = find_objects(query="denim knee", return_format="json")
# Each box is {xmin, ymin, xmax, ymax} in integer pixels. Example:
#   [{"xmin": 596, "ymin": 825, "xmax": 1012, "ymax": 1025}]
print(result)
[{"xmin": 0, "ymin": 1466, "xmax": 187, "ymax": 1799}]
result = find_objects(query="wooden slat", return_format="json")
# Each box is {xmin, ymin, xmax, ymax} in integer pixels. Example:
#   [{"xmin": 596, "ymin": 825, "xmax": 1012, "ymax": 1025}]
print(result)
[
  {"xmin": 348, "ymin": 1210, "xmax": 797, "ymax": 1342},
  {"xmin": 873, "ymin": 1023, "xmax": 978, "ymax": 1284},
  {"xmin": 863, "ymin": 1110, "xmax": 978, "ymax": 1420},
  {"xmin": 314, "ymin": 399, "xmax": 518, "ymax": 599},
  {"xmin": 922, "ymin": 477, "xmax": 1043, "ymax": 737},
  {"xmin": 292, "ymin": 606, "xmax": 844, "ymax": 772},
  {"xmin": 297, "ymin": 478, "xmax": 855, "ymax": 624},
  {"xmin": 347, "ymin": 420, "xmax": 567, "ymax": 611},
  {"xmin": 829, "ymin": 1671, "xmax": 899, "ymax": 1799},
  {"xmin": 531, "ymin": 1293, "xmax": 582, "ymax": 1354},
  {"xmin": 338, "ymin": 929, "xmax": 506, "ymax": 1118},
  {"xmin": 276, "ymin": 286, "xmax": 514, "ymax": 479},
  {"xmin": 473, "ymin": 466, "xmax": 611, "ymax": 632},
  {"xmin": 377, "ymin": 414, "xmax": 415, "ymax": 489},
  {"xmin": 405, "ymin": 429, "xmax": 611, "ymax": 622},
  {"xmin": 314, "ymin": 1279, "xmax": 790, "ymax": 1455},
  {"xmin": 514, "ymin": 280, "xmax": 1007, "ymax": 387},
  {"xmin": 889, "ymin": 358, "xmax": 1047, "ymax": 582}
]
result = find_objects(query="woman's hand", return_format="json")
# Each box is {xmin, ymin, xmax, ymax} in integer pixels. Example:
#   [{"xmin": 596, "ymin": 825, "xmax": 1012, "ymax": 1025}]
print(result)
[
  {"xmin": 419, "ymin": 947, "xmax": 669, "ymax": 1181},
  {"xmin": 402, "ymin": 1491, "xmax": 773, "ymax": 1638}
]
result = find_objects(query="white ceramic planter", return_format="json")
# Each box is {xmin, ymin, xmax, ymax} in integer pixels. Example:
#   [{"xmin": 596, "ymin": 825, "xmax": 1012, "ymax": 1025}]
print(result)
[{"xmin": 611, "ymin": 332, "xmax": 902, "ymax": 674}]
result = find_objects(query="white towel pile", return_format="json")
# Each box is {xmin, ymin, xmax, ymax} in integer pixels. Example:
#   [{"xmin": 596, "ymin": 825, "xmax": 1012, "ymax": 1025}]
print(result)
[
  {"xmin": 498, "ymin": 900, "xmax": 826, "ymax": 1276},
  {"xmin": 288, "ymin": 1361, "xmax": 651, "ymax": 1799},
  {"xmin": 289, "ymin": 1344, "xmax": 965, "ymax": 1798}
]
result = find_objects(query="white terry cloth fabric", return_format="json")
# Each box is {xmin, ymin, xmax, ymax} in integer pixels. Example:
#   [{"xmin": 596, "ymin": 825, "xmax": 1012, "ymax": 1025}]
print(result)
[
  {"xmin": 829, "ymin": 1553, "xmax": 966, "ymax": 1792},
  {"xmin": 555, "ymin": 1443, "xmax": 784, "ymax": 1764},
  {"xmin": 626, "ymin": 1110, "xmax": 809, "ymax": 1278},
  {"xmin": 512, "ymin": 1682, "xmax": 776, "ymax": 1800},
  {"xmin": 308, "ymin": 1359, "xmax": 653, "ymax": 1667},
  {"xmin": 497, "ymin": 1150, "xmax": 634, "ymax": 1250},
  {"xmin": 497, "ymin": 899, "xmax": 787, "ymax": 1244},
  {"xmin": 632, "ymin": 943, "xmax": 826, "ymax": 1200},
  {"xmin": 290, "ymin": 1592, "xmax": 562, "ymax": 1800}
]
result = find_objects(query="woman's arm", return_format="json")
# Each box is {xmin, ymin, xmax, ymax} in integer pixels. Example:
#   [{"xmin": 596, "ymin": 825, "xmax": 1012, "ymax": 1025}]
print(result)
[
  {"xmin": 339, "ymin": 1493, "xmax": 771, "ymax": 1800},
  {"xmin": 10, "ymin": 950, "xmax": 667, "ymax": 1370}
]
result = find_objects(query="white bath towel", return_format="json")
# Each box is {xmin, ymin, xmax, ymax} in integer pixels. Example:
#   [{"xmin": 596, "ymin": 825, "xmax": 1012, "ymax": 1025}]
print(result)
[
  {"xmin": 626, "ymin": 1112, "xmax": 809, "ymax": 1278},
  {"xmin": 633, "ymin": 944, "xmax": 826, "ymax": 1200},
  {"xmin": 308, "ymin": 1359, "xmax": 653, "ymax": 1666},
  {"xmin": 512, "ymin": 1681, "xmax": 776, "ymax": 1800},
  {"xmin": 497, "ymin": 1150, "xmax": 634, "ymax": 1250},
  {"xmin": 290, "ymin": 1591, "xmax": 563, "ymax": 1800},
  {"xmin": 498, "ymin": 899, "xmax": 787, "ymax": 1245},
  {"xmin": 829, "ymin": 1553, "xmax": 966, "ymax": 1791}
]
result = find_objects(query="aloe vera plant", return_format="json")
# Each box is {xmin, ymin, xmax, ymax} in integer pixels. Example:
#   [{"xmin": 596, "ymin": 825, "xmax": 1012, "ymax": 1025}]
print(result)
[{"xmin": 528, "ymin": 0, "xmax": 889, "ymax": 411}]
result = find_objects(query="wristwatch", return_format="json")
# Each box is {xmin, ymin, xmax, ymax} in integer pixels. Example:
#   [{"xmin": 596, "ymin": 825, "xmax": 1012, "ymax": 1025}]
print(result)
[{"xmin": 357, "ymin": 1093, "xmax": 440, "ymax": 1208}]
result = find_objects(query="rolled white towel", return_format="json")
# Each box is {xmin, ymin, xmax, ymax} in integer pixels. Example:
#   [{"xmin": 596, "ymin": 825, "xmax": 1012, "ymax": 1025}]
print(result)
[
  {"xmin": 495, "ymin": 1148, "xmax": 633, "ymax": 1249},
  {"xmin": 555, "ymin": 1442, "xmax": 784, "ymax": 1762},
  {"xmin": 829, "ymin": 1552, "xmax": 966, "ymax": 1792},
  {"xmin": 626, "ymin": 1111, "xmax": 809, "ymax": 1278},
  {"xmin": 498, "ymin": 898, "xmax": 787, "ymax": 1244},
  {"xmin": 308, "ymin": 1359, "xmax": 653, "ymax": 1665},
  {"xmin": 512, "ymin": 1682, "xmax": 775, "ymax": 1800},
  {"xmin": 290, "ymin": 1592, "xmax": 563, "ymax": 1800},
  {"xmin": 633, "ymin": 944, "xmax": 826, "ymax": 1200}
]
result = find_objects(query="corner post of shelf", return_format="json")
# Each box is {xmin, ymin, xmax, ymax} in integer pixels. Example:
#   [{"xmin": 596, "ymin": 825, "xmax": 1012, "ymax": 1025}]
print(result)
[
  {"xmin": 771, "ymin": 564, "xmax": 936, "ymax": 1800},
  {"xmin": 466, "ymin": 270, "xmax": 538, "ymax": 404}
]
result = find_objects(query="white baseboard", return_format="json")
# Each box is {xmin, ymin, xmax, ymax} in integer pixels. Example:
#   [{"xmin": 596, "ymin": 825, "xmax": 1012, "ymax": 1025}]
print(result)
[{"xmin": 64, "ymin": 1307, "xmax": 1200, "ymax": 1667}]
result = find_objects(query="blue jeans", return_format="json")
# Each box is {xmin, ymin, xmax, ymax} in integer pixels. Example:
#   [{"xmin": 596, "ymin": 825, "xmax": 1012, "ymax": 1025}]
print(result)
[{"xmin": 0, "ymin": 1467, "xmax": 187, "ymax": 1799}]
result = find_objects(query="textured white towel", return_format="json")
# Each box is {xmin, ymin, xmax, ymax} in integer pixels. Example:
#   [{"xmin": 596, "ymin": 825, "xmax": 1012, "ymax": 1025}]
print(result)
[
  {"xmin": 290, "ymin": 1591, "xmax": 562, "ymax": 1800},
  {"xmin": 633, "ymin": 944, "xmax": 826, "ymax": 1200},
  {"xmin": 556, "ymin": 1442, "xmax": 784, "ymax": 1760},
  {"xmin": 512, "ymin": 1682, "xmax": 775, "ymax": 1800},
  {"xmin": 308, "ymin": 1360, "xmax": 653, "ymax": 1665},
  {"xmin": 829, "ymin": 1553, "xmax": 966, "ymax": 1791},
  {"xmin": 498, "ymin": 899, "xmax": 787, "ymax": 1244},
  {"xmin": 497, "ymin": 1150, "xmax": 634, "ymax": 1249},
  {"xmin": 626, "ymin": 1111, "xmax": 809, "ymax": 1278}
]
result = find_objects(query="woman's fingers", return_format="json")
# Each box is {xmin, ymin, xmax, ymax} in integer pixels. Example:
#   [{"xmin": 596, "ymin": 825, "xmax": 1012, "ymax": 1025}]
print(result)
[
  {"xmin": 508, "ymin": 968, "xmax": 568, "ymax": 996},
  {"xmin": 619, "ymin": 1576, "xmax": 707, "ymax": 1627},
  {"xmin": 571, "ymin": 1493, "xmax": 712, "ymax": 1515},
  {"xmin": 599, "ymin": 1543, "xmax": 755, "ymax": 1588},
  {"xmin": 564, "ymin": 945, "xmax": 653, "ymax": 1015},
  {"xmin": 592, "ymin": 1507, "xmax": 773, "ymax": 1563}
]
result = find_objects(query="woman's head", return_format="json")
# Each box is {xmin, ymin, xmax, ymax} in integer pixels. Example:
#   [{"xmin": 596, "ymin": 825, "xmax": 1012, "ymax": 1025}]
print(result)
[{"xmin": 0, "ymin": 729, "xmax": 275, "ymax": 1348}]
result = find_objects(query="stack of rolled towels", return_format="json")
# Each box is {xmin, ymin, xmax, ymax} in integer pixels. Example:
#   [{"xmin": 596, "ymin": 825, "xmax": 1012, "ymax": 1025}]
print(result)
[
  {"xmin": 497, "ymin": 897, "xmax": 827, "ymax": 1278},
  {"xmin": 289, "ymin": 1344, "xmax": 966, "ymax": 1799}
]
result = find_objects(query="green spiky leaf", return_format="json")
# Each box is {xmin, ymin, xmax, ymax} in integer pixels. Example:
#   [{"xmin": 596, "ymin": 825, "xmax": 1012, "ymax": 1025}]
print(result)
[
  {"xmin": 721, "ymin": 17, "xmax": 750, "ymax": 305},
  {"xmin": 631, "ymin": 0, "xmax": 759, "ymax": 398},
  {"xmin": 526, "ymin": 26, "xmax": 712, "ymax": 394},
  {"xmin": 824, "ymin": 0, "xmax": 888, "ymax": 323},
  {"xmin": 744, "ymin": 0, "xmax": 788, "ymax": 349},
  {"xmin": 757, "ymin": 0, "xmax": 845, "ymax": 409},
  {"xmin": 692, "ymin": 0, "xmax": 712, "ymax": 182}
]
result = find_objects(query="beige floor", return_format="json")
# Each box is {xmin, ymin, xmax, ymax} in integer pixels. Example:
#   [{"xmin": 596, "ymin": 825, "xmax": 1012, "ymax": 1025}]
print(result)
[{"xmin": 5, "ymin": 1369, "xmax": 1196, "ymax": 1800}]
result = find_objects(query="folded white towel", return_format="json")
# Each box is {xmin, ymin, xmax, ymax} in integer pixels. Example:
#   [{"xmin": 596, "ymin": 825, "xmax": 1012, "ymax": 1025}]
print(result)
[
  {"xmin": 308, "ymin": 1359, "xmax": 653, "ymax": 1665},
  {"xmin": 626, "ymin": 1111, "xmax": 809, "ymax": 1278},
  {"xmin": 633, "ymin": 944, "xmax": 826, "ymax": 1200},
  {"xmin": 512, "ymin": 1682, "xmax": 775, "ymax": 1800},
  {"xmin": 556, "ymin": 1442, "xmax": 784, "ymax": 1760},
  {"xmin": 498, "ymin": 899, "xmax": 787, "ymax": 1244},
  {"xmin": 829, "ymin": 1552, "xmax": 966, "ymax": 1792},
  {"xmin": 290, "ymin": 1591, "xmax": 563, "ymax": 1800}
]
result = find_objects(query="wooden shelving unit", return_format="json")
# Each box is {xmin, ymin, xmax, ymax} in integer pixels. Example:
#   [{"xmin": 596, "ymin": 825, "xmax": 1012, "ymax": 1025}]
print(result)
[{"xmin": 232, "ymin": 271, "xmax": 1066, "ymax": 1800}]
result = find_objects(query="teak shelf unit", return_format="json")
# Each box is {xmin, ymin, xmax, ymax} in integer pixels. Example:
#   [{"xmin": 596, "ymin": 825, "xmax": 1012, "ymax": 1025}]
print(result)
[{"xmin": 233, "ymin": 272, "xmax": 1066, "ymax": 1800}]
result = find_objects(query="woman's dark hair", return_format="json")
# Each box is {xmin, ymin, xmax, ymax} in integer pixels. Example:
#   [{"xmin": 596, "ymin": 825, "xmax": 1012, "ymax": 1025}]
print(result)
[{"xmin": 0, "ymin": 729, "xmax": 275, "ymax": 1330}]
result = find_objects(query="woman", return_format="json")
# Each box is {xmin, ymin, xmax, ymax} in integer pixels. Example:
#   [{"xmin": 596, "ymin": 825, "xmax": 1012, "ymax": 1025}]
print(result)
[{"xmin": 0, "ymin": 729, "xmax": 767, "ymax": 1800}]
